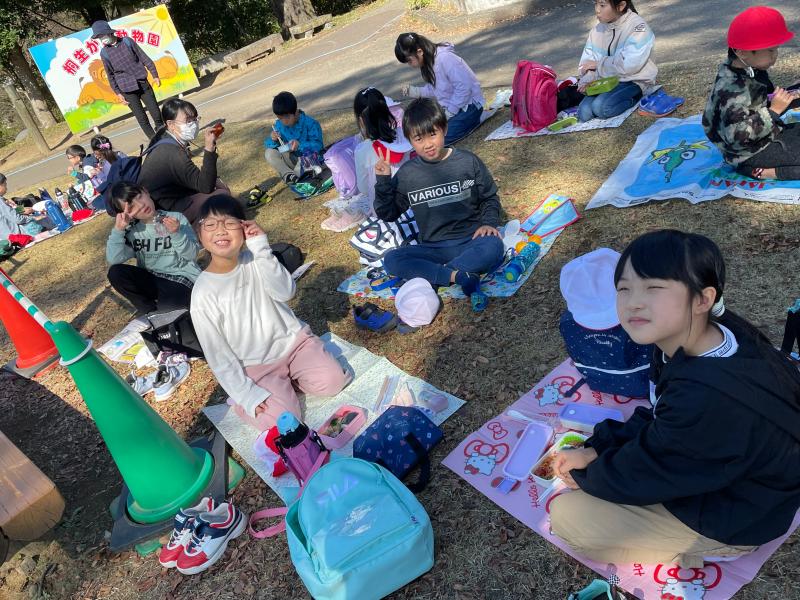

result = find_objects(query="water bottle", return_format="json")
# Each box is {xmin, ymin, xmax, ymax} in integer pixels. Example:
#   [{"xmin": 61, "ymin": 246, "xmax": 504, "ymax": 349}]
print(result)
[
  {"xmin": 54, "ymin": 187, "xmax": 70, "ymax": 213},
  {"xmin": 277, "ymin": 412, "xmax": 305, "ymax": 440},
  {"xmin": 67, "ymin": 186, "xmax": 86, "ymax": 211},
  {"xmin": 503, "ymin": 239, "xmax": 541, "ymax": 283},
  {"xmin": 275, "ymin": 411, "xmax": 325, "ymax": 483},
  {"xmin": 44, "ymin": 198, "xmax": 72, "ymax": 232}
]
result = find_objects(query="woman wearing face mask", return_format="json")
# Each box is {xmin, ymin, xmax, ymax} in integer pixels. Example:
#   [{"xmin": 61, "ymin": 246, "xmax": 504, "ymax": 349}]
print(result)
[
  {"xmin": 91, "ymin": 20, "xmax": 164, "ymax": 140},
  {"xmin": 138, "ymin": 98, "xmax": 232, "ymax": 224}
]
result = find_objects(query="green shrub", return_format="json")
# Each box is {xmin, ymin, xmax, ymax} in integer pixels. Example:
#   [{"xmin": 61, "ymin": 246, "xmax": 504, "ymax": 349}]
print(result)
[
  {"xmin": 406, "ymin": 0, "xmax": 433, "ymax": 9},
  {"xmin": 168, "ymin": 0, "xmax": 280, "ymax": 57}
]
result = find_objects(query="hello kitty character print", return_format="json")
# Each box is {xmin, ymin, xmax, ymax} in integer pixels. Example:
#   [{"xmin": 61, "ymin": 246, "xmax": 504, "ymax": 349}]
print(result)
[
  {"xmin": 534, "ymin": 375, "xmax": 581, "ymax": 407},
  {"xmin": 463, "ymin": 439, "xmax": 509, "ymax": 476},
  {"xmin": 654, "ymin": 564, "xmax": 722, "ymax": 600}
]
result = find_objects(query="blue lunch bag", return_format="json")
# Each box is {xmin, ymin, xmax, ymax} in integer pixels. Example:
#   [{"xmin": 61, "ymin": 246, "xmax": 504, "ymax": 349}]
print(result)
[
  {"xmin": 353, "ymin": 406, "xmax": 443, "ymax": 493},
  {"xmin": 560, "ymin": 310, "xmax": 653, "ymax": 398}
]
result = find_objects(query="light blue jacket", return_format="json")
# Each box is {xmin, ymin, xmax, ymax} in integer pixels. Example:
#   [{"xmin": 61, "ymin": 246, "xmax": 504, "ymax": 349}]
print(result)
[
  {"xmin": 0, "ymin": 198, "xmax": 30, "ymax": 240},
  {"xmin": 264, "ymin": 111, "xmax": 324, "ymax": 154},
  {"xmin": 106, "ymin": 210, "xmax": 201, "ymax": 287}
]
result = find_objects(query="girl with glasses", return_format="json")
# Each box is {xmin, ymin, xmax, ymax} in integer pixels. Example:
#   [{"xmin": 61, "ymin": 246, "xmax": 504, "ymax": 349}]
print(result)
[{"xmin": 191, "ymin": 195, "xmax": 350, "ymax": 431}]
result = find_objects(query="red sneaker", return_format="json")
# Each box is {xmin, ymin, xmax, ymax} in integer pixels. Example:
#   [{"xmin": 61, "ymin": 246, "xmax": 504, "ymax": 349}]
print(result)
[
  {"xmin": 176, "ymin": 502, "xmax": 247, "ymax": 575},
  {"xmin": 158, "ymin": 497, "xmax": 216, "ymax": 569}
]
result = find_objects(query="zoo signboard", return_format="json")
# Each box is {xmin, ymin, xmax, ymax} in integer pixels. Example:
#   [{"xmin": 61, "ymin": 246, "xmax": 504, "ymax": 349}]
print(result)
[{"xmin": 28, "ymin": 6, "xmax": 199, "ymax": 134}]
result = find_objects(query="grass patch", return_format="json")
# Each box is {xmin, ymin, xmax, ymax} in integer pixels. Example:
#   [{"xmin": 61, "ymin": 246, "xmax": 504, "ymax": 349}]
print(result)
[{"xmin": 1, "ymin": 53, "xmax": 800, "ymax": 600}]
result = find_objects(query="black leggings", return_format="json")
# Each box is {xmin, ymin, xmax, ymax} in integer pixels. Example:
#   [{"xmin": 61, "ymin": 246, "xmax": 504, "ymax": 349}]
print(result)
[
  {"xmin": 738, "ymin": 124, "xmax": 800, "ymax": 181},
  {"xmin": 122, "ymin": 81, "xmax": 164, "ymax": 140},
  {"xmin": 108, "ymin": 264, "xmax": 192, "ymax": 315}
]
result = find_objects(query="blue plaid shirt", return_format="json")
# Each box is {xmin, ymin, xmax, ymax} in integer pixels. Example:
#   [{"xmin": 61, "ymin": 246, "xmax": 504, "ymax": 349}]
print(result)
[{"xmin": 100, "ymin": 37, "xmax": 159, "ymax": 94}]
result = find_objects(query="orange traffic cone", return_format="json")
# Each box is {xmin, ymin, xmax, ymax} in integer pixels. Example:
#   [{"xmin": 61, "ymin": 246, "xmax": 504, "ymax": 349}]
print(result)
[{"xmin": 0, "ymin": 269, "xmax": 59, "ymax": 377}]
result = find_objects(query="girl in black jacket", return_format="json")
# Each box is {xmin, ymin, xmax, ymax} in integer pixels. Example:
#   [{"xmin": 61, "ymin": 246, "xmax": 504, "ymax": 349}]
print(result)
[{"xmin": 550, "ymin": 230, "xmax": 800, "ymax": 568}]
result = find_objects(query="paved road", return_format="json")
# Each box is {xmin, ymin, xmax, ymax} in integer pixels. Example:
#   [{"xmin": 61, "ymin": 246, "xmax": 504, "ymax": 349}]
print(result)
[{"xmin": 7, "ymin": 0, "xmax": 800, "ymax": 190}]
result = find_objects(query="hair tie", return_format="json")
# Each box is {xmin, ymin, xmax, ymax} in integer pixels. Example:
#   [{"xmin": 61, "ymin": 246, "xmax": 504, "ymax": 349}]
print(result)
[
  {"xmin": 361, "ymin": 86, "xmax": 375, "ymax": 95},
  {"xmin": 711, "ymin": 295, "xmax": 725, "ymax": 318},
  {"xmin": 99, "ymin": 142, "xmax": 111, "ymax": 149}
]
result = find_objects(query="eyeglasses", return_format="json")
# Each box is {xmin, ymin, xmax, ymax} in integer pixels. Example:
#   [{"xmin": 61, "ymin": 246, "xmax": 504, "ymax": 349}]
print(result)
[
  {"xmin": 173, "ymin": 116, "xmax": 201, "ymax": 125},
  {"xmin": 198, "ymin": 217, "xmax": 242, "ymax": 231}
]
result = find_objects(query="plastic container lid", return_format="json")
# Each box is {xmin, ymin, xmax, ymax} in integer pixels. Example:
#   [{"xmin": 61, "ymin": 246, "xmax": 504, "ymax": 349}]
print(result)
[{"xmin": 502, "ymin": 420, "xmax": 554, "ymax": 480}]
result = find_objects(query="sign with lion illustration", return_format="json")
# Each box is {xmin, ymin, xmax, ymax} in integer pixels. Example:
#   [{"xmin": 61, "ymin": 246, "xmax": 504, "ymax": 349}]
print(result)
[{"xmin": 29, "ymin": 6, "xmax": 199, "ymax": 134}]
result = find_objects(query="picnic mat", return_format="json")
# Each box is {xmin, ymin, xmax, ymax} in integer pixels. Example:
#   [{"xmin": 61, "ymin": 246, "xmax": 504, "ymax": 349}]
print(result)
[
  {"xmin": 15, "ymin": 210, "xmax": 105, "ymax": 252},
  {"xmin": 442, "ymin": 358, "xmax": 800, "ymax": 599},
  {"xmin": 587, "ymin": 113, "xmax": 800, "ymax": 209},
  {"xmin": 484, "ymin": 105, "xmax": 638, "ymax": 141},
  {"xmin": 479, "ymin": 88, "xmax": 512, "ymax": 124},
  {"xmin": 203, "ymin": 332, "xmax": 465, "ymax": 502},
  {"xmin": 337, "ymin": 193, "xmax": 580, "ymax": 300}
]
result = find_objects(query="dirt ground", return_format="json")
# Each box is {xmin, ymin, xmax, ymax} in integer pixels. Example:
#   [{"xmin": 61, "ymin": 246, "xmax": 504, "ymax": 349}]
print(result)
[{"xmin": 2, "ymin": 50, "xmax": 800, "ymax": 600}]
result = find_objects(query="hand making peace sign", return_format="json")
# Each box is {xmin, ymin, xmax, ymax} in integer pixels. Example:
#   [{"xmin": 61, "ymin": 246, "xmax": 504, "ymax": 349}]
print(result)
[{"xmin": 374, "ymin": 145, "xmax": 391, "ymax": 176}]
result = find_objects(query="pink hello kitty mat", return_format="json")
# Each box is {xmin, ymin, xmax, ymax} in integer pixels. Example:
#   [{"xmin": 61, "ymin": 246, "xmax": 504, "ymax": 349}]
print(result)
[{"xmin": 441, "ymin": 359, "xmax": 800, "ymax": 599}]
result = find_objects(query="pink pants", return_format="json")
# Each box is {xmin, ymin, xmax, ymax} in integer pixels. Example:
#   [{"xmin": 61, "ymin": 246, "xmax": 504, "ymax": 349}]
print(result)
[{"xmin": 229, "ymin": 329, "xmax": 350, "ymax": 431}]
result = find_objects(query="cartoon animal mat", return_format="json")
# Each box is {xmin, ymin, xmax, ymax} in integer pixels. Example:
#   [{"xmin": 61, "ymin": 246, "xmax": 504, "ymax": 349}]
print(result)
[
  {"xmin": 587, "ymin": 114, "xmax": 800, "ymax": 210},
  {"xmin": 77, "ymin": 53, "xmax": 179, "ymax": 106},
  {"xmin": 442, "ymin": 358, "xmax": 800, "ymax": 599}
]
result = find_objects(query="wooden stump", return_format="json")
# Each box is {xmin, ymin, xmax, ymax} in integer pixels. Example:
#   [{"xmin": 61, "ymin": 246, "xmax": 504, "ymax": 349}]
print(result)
[{"xmin": 0, "ymin": 430, "xmax": 64, "ymax": 540}]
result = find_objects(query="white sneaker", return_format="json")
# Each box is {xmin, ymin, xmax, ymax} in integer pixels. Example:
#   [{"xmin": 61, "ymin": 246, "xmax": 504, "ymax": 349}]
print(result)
[
  {"xmin": 125, "ymin": 370, "xmax": 157, "ymax": 396},
  {"xmin": 152, "ymin": 361, "xmax": 191, "ymax": 402}
]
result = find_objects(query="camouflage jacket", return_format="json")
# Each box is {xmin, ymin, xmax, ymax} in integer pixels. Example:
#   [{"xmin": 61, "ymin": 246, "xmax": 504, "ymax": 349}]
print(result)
[{"xmin": 702, "ymin": 59, "xmax": 783, "ymax": 166}]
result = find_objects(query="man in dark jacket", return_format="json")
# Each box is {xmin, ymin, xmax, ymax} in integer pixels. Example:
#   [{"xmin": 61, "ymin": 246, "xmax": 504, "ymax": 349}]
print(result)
[
  {"xmin": 550, "ymin": 321, "xmax": 800, "ymax": 568},
  {"xmin": 92, "ymin": 20, "xmax": 164, "ymax": 139}
]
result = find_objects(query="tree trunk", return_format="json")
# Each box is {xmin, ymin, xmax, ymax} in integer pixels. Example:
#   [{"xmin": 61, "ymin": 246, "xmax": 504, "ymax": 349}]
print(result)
[
  {"xmin": 79, "ymin": 1, "xmax": 108, "ymax": 24},
  {"xmin": 271, "ymin": 0, "xmax": 317, "ymax": 36},
  {"xmin": 107, "ymin": 0, "xmax": 137, "ymax": 19},
  {"xmin": 7, "ymin": 45, "xmax": 57, "ymax": 129}
]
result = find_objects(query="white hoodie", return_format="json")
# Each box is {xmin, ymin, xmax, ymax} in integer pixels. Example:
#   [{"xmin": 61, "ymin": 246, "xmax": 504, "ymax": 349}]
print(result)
[{"xmin": 578, "ymin": 10, "xmax": 658, "ymax": 93}]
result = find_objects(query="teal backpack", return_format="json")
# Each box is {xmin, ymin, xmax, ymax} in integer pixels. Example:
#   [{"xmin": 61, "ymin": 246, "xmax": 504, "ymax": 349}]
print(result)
[{"xmin": 285, "ymin": 457, "xmax": 434, "ymax": 600}]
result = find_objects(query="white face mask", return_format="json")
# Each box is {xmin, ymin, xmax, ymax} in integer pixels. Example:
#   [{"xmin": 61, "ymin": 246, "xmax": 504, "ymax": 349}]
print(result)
[
  {"xmin": 177, "ymin": 122, "xmax": 199, "ymax": 141},
  {"xmin": 101, "ymin": 36, "xmax": 116, "ymax": 46}
]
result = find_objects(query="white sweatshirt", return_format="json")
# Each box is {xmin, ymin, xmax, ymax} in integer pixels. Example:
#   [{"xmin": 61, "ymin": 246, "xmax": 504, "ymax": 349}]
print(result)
[
  {"xmin": 191, "ymin": 234, "xmax": 303, "ymax": 416},
  {"xmin": 354, "ymin": 134, "xmax": 412, "ymax": 210}
]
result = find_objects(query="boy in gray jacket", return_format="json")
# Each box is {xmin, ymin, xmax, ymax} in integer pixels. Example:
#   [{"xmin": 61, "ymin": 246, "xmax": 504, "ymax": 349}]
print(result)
[{"xmin": 374, "ymin": 98, "xmax": 503, "ymax": 311}]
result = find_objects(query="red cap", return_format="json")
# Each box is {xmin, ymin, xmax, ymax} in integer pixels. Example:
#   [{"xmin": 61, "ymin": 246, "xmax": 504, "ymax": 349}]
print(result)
[{"xmin": 728, "ymin": 6, "xmax": 794, "ymax": 51}]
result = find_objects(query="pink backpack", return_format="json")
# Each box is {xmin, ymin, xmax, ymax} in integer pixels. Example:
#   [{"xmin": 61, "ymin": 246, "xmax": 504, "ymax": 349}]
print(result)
[{"xmin": 510, "ymin": 61, "xmax": 558, "ymax": 132}]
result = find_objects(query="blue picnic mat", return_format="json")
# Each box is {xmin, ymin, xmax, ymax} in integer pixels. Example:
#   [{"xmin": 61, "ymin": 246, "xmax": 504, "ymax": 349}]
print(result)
[
  {"xmin": 337, "ymin": 194, "xmax": 580, "ymax": 300},
  {"xmin": 588, "ymin": 112, "xmax": 800, "ymax": 209}
]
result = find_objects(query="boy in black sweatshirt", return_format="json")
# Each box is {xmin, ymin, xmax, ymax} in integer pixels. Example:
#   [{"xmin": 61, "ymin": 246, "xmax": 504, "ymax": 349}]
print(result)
[{"xmin": 374, "ymin": 98, "xmax": 504, "ymax": 311}]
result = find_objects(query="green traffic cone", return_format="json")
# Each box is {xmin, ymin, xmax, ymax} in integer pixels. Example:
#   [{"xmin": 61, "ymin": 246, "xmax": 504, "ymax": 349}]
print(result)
[{"xmin": 50, "ymin": 321, "xmax": 213, "ymax": 523}]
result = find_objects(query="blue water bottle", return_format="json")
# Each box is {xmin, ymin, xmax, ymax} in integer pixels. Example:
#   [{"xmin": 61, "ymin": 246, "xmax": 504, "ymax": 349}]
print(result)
[
  {"xmin": 503, "ymin": 240, "xmax": 541, "ymax": 283},
  {"xmin": 277, "ymin": 411, "xmax": 302, "ymax": 436},
  {"xmin": 40, "ymin": 188, "xmax": 72, "ymax": 232}
]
